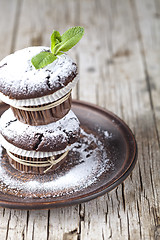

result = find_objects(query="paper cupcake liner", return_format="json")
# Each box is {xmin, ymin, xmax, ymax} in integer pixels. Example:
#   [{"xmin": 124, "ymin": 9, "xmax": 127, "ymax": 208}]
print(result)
[
  {"xmin": 0, "ymin": 75, "xmax": 78, "ymax": 107},
  {"xmin": 0, "ymin": 134, "xmax": 71, "ymax": 158},
  {"xmin": 11, "ymin": 92, "xmax": 72, "ymax": 125}
]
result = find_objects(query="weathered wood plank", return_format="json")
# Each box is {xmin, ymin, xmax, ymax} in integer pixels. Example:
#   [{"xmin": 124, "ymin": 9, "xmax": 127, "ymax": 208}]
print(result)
[
  {"xmin": 48, "ymin": 206, "xmax": 80, "ymax": 240},
  {"xmin": 132, "ymin": 0, "xmax": 160, "ymax": 238},
  {"xmin": 2, "ymin": 209, "xmax": 28, "ymax": 240},
  {"xmin": 24, "ymin": 210, "xmax": 49, "ymax": 240},
  {"xmin": 133, "ymin": 0, "xmax": 160, "ymax": 149},
  {"xmin": 0, "ymin": 0, "xmax": 19, "ymax": 59}
]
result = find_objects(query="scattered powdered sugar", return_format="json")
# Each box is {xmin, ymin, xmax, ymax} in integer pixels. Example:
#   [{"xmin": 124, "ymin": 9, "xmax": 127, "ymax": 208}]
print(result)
[
  {"xmin": 0, "ymin": 47, "xmax": 77, "ymax": 101},
  {"xmin": 97, "ymin": 126, "xmax": 113, "ymax": 139},
  {"xmin": 0, "ymin": 128, "xmax": 114, "ymax": 199},
  {"xmin": 103, "ymin": 130, "xmax": 112, "ymax": 138}
]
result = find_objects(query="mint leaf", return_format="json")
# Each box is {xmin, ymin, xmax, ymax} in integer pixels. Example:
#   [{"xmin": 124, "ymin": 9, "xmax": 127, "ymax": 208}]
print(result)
[
  {"xmin": 51, "ymin": 30, "xmax": 61, "ymax": 53},
  {"xmin": 31, "ymin": 52, "xmax": 57, "ymax": 69},
  {"xmin": 31, "ymin": 26, "xmax": 84, "ymax": 69},
  {"xmin": 53, "ymin": 26, "xmax": 84, "ymax": 54}
]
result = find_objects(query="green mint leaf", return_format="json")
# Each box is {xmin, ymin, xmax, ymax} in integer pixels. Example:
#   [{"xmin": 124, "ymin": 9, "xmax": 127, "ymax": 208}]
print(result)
[
  {"xmin": 31, "ymin": 52, "xmax": 57, "ymax": 69},
  {"xmin": 31, "ymin": 26, "xmax": 84, "ymax": 69},
  {"xmin": 53, "ymin": 26, "xmax": 84, "ymax": 55},
  {"xmin": 51, "ymin": 30, "xmax": 61, "ymax": 53}
]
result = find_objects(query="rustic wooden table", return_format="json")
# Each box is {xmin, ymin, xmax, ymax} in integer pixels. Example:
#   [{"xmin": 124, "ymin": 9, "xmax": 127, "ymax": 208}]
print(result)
[{"xmin": 0, "ymin": 0, "xmax": 159, "ymax": 239}]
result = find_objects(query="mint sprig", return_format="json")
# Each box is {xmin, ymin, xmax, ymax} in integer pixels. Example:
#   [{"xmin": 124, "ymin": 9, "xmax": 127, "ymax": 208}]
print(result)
[{"xmin": 31, "ymin": 26, "xmax": 84, "ymax": 69}]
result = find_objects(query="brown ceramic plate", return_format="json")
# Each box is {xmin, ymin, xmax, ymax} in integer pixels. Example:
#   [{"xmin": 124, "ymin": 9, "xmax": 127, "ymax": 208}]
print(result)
[{"xmin": 0, "ymin": 100, "xmax": 137, "ymax": 209}]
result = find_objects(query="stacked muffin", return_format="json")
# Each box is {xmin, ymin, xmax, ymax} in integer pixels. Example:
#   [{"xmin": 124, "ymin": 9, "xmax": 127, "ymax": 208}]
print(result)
[{"xmin": 0, "ymin": 46, "xmax": 80, "ymax": 174}]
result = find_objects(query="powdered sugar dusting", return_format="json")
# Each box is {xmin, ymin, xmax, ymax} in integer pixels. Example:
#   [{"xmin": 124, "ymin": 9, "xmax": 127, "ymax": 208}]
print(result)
[
  {"xmin": 0, "ymin": 128, "xmax": 114, "ymax": 199},
  {"xmin": 103, "ymin": 130, "xmax": 112, "ymax": 138}
]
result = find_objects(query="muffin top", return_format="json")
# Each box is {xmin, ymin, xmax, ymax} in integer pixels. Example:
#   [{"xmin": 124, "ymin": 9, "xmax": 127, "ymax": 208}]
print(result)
[
  {"xmin": 0, "ymin": 46, "xmax": 77, "ymax": 101},
  {"xmin": 0, "ymin": 108, "xmax": 80, "ymax": 153}
]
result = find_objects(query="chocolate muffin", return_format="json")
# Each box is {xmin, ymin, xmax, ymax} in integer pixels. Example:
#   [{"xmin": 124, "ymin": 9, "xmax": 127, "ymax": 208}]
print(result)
[
  {"xmin": 0, "ymin": 108, "xmax": 80, "ymax": 174},
  {"xmin": 0, "ymin": 47, "xmax": 78, "ymax": 125}
]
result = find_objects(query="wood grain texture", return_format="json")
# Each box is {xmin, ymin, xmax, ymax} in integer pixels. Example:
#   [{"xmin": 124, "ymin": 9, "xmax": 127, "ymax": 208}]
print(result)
[{"xmin": 0, "ymin": 0, "xmax": 159, "ymax": 239}]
